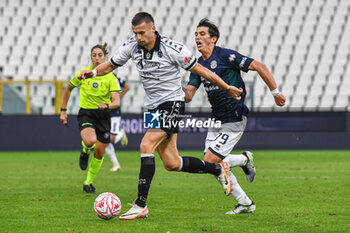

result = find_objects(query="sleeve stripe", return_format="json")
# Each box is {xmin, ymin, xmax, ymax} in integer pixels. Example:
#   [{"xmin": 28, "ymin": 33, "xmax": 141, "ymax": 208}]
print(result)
[
  {"xmin": 110, "ymin": 57, "xmax": 122, "ymax": 67},
  {"xmin": 185, "ymin": 58, "xmax": 197, "ymax": 71},
  {"xmin": 69, "ymin": 81, "xmax": 78, "ymax": 87},
  {"xmin": 243, "ymin": 58, "xmax": 254, "ymax": 72}
]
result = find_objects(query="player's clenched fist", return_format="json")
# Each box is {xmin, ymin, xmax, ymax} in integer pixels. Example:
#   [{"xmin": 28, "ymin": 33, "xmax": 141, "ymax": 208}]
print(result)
[
  {"xmin": 274, "ymin": 94, "xmax": 286, "ymax": 106},
  {"xmin": 227, "ymin": 86, "xmax": 243, "ymax": 101},
  {"xmin": 78, "ymin": 70, "xmax": 94, "ymax": 80},
  {"xmin": 60, "ymin": 111, "xmax": 68, "ymax": 125}
]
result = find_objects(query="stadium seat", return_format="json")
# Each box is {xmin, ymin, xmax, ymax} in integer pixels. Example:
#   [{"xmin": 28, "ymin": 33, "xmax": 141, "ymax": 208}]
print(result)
[
  {"xmin": 289, "ymin": 96, "xmax": 305, "ymax": 111},
  {"xmin": 2, "ymin": 7, "xmax": 15, "ymax": 17},
  {"xmin": 51, "ymin": 54, "xmax": 66, "ymax": 66},
  {"xmin": 31, "ymin": 95, "xmax": 45, "ymax": 107},
  {"xmin": 0, "ymin": 47, "xmax": 9, "ymax": 64},
  {"xmin": 16, "ymin": 35, "xmax": 31, "ymax": 47},
  {"xmin": 3, "ymin": 65, "xmax": 17, "ymax": 78},
  {"xmin": 16, "ymin": 65, "xmax": 32, "ymax": 80},
  {"xmin": 48, "ymin": 25, "xmax": 63, "ymax": 37},
  {"xmin": 35, "ymin": 26, "xmax": 50, "ymax": 37},
  {"xmin": 0, "ymin": 24, "xmax": 6, "ymax": 37},
  {"xmin": 8, "ymin": 52, "xmax": 23, "ymax": 65},
  {"xmin": 324, "ymin": 83, "xmax": 339, "ymax": 97},
  {"xmin": 66, "ymin": 16, "xmax": 81, "ymax": 27},
  {"xmin": 260, "ymin": 95, "xmax": 276, "ymax": 110},
  {"xmin": 7, "ymin": 26, "xmax": 21, "ymax": 36},
  {"xmin": 42, "ymin": 104, "xmax": 55, "ymax": 114},
  {"xmin": 22, "ymin": 54, "xmax": 37, "ymax": 66},
  {"xmin": 334, "ymin": 94, "xmax": 349, "ymax": 110},
  {"xmin": 12, "ymin": 16, "xmax": 26, "ymax": 27},
  {"xmin": 319, "ymin": 94, "xmax": 335, "ymax": 110},
  {"xmin": 36, "ymin": 54, "xmax": 51, "ymax": 66},
  {"xmin": 31, "ymin": 65, "xmax": 46, "ymax": 79},
  {"xmin": 304, "ymin": 95, "xmax": 320, "ymax": 111},
  {"xmin": 53, "ymin": 16, "xmax": 67, "ymax": 27},
  {"xmin": 44, "ymin": 64, "xmax": 60, "ymax": 80}
]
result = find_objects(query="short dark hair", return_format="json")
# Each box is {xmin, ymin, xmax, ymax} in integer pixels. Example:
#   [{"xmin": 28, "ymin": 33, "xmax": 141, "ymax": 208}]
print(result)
[
  {"xmin": 132, "ymin": 12, "xmax": 154, "ymax": 26},
  {"xmin": 197, "ymin": 18, "xmax": 220, "ymax": 44}
]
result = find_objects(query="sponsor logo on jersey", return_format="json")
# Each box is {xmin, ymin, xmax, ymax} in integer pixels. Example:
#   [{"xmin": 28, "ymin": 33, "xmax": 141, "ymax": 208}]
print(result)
[
  {"xmin": 93, "ymin": 82, "xmax": 99, "ymax": 88},
  {"xmin": 184, "ymin": 57, "xmax": 191, "ymax": 63},
  {"xmin": 210, "ymin": 60, "xmax": 217, "ymax": 69},
  {"xmin": 158, "ymin": 50, "xmax": 163, "ymax": 57},
  {"xmin": 229, "ymin": 54, "xmax": 236, "ymax": 62},
  {"xmin": 204, "ymin": 85, "xmax": 220, "ymax": 92},
  {"xmin": 239, "ymin": 57, "xmax": 247, "ymax": 68}
]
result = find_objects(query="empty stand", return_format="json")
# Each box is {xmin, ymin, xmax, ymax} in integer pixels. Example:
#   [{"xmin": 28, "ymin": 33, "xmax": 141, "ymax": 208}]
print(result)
[{"xmin": 0, "ymin": 0, "xmax": 349, "ymax": 113}]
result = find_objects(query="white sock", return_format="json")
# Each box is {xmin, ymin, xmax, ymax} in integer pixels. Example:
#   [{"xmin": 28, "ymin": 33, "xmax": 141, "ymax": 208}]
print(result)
[
  {"xmin": 229, "ymin": 171, "xmax": 252, "ymax": 205},
  {"xmin": 105, "ymin": 143, "xmax": 119, "ymax": 166},
  {"xmin": 114, "ymin": 132, "xmax": 124, "ymax": 144},
  {"xmin": 223, "ymin": 154, "xmax": 247, "ymax": 167}
]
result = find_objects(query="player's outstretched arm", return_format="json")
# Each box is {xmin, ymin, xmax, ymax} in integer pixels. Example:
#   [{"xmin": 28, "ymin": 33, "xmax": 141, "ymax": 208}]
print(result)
[
  {"xmin": 248, "ymin": 60, "xmax": 286, "ymax": 106},
  {"xmin": 119, "ymin": 82, "xmax": 130, "ymax": 99},
  {"xmin": 60, "ymin": 83, "xmax": 75, "ymax": 125},
  {"xmin": 190, "ymin": 63, "xmax": 243, "ymax": 100},
  {"xmin": 184, "ymin": 85, "xmax": 197, "ymax": 103},
  {"xmin": 79, "ymin": 61, "xmax": 117, "ymax": 80},
  {"xmin": 109, "ymin": 92, "xmax": 121, "ymax": 109},
  {"xmin": 97, "ymin": 92, "xmax": 120, "ymax": 110}
]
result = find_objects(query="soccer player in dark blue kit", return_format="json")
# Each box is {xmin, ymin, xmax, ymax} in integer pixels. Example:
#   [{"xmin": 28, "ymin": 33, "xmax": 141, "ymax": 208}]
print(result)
[
  {"xmin": 185, "ymin": 19, "xmax": 286, "ymax": 214},
  {"xmin": 104, "ymin": 75, "xmax": 129, "ymax": 171}
]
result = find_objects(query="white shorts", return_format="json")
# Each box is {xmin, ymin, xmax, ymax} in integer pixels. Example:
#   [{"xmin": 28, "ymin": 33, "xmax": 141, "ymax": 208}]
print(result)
[
  {"xmin": 110, "ymin": 116, "xmax": 121, "ymax": 135},
  {"xmin": 204, "ymin": 116, "xmax": 247, "ymax": 159}
]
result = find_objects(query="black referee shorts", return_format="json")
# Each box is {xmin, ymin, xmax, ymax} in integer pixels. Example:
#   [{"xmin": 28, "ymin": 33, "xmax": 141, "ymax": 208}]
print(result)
[
  {"xmin": 77, "ymin": 108, "xmax": 111, "ymax": 143},
  {"xmin": 149, "ymin": 101, "xmax": 185, "ymax": 138}
]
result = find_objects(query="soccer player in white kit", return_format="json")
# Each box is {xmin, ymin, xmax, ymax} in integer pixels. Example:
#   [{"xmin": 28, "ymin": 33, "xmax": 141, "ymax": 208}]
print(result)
[{"xmin": 79, "ymin": 12, "xmax": 245, "ymax": 220}]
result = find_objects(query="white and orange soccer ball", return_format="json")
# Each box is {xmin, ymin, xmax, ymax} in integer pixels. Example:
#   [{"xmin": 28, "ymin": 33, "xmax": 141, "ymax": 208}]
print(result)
[{"xmin": 94, "ymin": 192, "xmax": 122, "ymax": 219}]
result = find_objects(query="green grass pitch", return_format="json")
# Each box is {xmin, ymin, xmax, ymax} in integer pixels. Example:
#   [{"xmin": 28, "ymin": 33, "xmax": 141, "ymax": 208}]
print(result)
[{"xmin": 0, "ymin": 150, "xmax": 349, "ymax": 233}]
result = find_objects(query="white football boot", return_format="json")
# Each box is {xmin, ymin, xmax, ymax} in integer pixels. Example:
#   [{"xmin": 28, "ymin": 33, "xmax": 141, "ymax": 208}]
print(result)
[
  {"xmin": 120, "ymin": 129, "xmax": 128, "ymax": 147},
  {"xmin": 119, "ymin": 204, "xmax": 149, "ymax": 220},
  {"xmin": 241, "ymin": 151, "xmax": 256, "ymax": 183},
  {"xmin": 226, "ymin": 201, "xmax": 256, "ymax": 215},
  {"xmin": 216, "ymin": 162, "xmax": 232, "ymax": 196},
  {"xmin": 110, "ymin": 164, "xmax": 121, "ymax": 172}
]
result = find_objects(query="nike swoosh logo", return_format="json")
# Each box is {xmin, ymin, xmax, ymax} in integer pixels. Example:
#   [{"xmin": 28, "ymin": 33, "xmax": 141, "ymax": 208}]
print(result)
[{"xmin": 121, "ymin": 212, "xmax": 139, "ymax": 217}]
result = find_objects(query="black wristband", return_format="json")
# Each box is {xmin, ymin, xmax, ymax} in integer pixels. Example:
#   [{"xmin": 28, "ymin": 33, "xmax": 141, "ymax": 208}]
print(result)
[
  {"xmin": 60, "ymin": 108, "xmax": 67, "ymax": 111},
  {"xmin": 106, "ymin": 104, "xmax": 109, "ymax": 109}
]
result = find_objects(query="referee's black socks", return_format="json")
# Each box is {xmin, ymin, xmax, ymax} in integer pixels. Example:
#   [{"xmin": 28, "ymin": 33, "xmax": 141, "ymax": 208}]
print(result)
[{"xmin": 179, "ymin": 156, "xmax": 221, "ymax": 176}]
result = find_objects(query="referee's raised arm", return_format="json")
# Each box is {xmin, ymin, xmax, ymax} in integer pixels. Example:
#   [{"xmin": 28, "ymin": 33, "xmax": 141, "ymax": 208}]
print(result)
[{"xmin": 78, "ymin": 61, "xmax": 117, "ymax": 80}]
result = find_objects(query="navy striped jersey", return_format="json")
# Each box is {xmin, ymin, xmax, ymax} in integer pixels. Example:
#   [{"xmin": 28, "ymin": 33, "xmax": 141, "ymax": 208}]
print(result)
[
  {"xmin": 110, "ymin": 75, "xmax": 125, "ymax": 117},
  {"xmin": 188, "ymin": 46, "xmax": 253, "ymax": 123}
]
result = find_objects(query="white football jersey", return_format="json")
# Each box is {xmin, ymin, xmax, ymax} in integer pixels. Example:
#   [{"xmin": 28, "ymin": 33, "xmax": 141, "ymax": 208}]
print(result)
[{"xmin": 110, "ymin": 31, "xmax": 197, "ymax": 109}]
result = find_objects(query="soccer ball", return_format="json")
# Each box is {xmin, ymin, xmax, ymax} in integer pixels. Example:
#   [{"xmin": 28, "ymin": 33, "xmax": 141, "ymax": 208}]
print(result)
[{"xmin": 94, "ymin": 192, "xmax": 122, "ymax": 219}]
